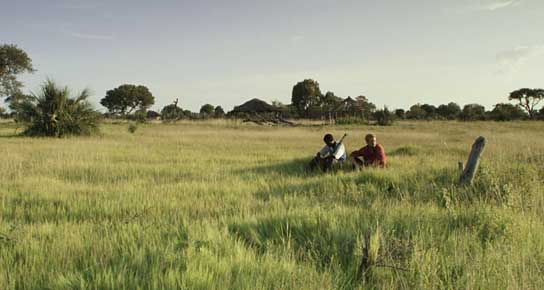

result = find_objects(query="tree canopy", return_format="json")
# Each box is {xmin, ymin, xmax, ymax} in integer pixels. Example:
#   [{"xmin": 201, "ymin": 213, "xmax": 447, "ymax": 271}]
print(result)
[
  {"xmin": 437, "ymin": 102, "xmax": 461, "ymax": 120},
  {"xmin": 0, "ymin": 44, "xmax": 34, "ymax": 98},
  {"xmin": 100, "ymin": 84, "xmax": 155, "ymax": 116},
  {"xmin": 459, "ymin": 104, "xmax": 486, "ymax": 121},
  {"xmin": 214, "ymin": 106, "xmax": 225, "ymax": 118},
  {"xmin": 199, "ymin": 104, "xmax": 215, "ymax": 116},
  {"xmin": 489, "ymin": 103, "xmax": 527, "ymax": 121},
  {"xmin": 508, "ymin": 88, "xmax": 544, "ymax": 119},
  {"xmin": 291, "ymin": 79, "xmax": 322, "ymax": 117}
]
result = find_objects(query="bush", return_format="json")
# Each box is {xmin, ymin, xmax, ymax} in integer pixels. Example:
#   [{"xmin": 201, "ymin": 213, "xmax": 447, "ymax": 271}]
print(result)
[
  {"xmin": 161, "ymin": 104, "xmax": 184, "ymax": 121},
  {"xmin": 128, "ymin": 123, "xmax": 138, "ymax": 134},
  {"xmin": 373, "ymin": 106, "xmax": 395, "ymax": 126},
  {"xmin": 17, "ymin": 80, "xmax": 101, "ymax": 137},
  {"xmin": 335, "ymin": 116, "xmax": 368, "ymax": 125}
]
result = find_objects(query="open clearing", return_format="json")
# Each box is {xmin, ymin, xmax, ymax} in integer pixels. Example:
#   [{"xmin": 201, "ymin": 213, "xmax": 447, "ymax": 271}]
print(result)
[{"xmin": 1, "ymin": 121, "xmax": 543, "ymax": 289}]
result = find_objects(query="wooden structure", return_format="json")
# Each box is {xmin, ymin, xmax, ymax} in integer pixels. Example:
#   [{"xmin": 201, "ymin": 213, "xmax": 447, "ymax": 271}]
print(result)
[
  {"xmin": 231, "ymin": 98, "xmax": 294, "ymax": 126},
  {"xmin": 459, "ymin": 136, "xmax": 486, "ymax": 185}
]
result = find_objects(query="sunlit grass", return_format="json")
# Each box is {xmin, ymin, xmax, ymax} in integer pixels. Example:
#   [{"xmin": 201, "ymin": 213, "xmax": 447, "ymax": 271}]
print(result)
[{"xmin": 1, "ymin": 120, "xmax": 543, "ymax": 289}]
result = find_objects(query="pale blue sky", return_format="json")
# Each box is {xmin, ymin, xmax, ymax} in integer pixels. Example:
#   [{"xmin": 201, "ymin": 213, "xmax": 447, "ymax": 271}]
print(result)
[{"xmin": 1, "ymin": 0, "xmax": 543, "ymax": 111}]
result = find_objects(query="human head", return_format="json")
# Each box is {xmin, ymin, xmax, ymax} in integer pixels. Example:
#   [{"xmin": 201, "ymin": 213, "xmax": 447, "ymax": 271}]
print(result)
[
  {"xmin": 365, "ymin": 133, "xmax": 376, "ymax": 147},
  {"xmin": 323, "ymin": 133, "xmax": 334, "ymax": 146}
]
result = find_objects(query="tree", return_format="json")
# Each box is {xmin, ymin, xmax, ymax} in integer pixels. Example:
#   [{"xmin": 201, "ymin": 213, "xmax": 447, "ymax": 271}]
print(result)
[
  {"xmin": 406, "ymin": 104, "xmax": 426, "ymax": 119},
  {"xmin": 540, "ymin": 107, "xmax": 544, "ymax": 120},
  {"xmin": 199, "ymin": 104, "xmax": 215, "ymax": 117},
  {"xmin": 214, "ymin": 106, "xmax": 225, "ymax": 118},
  {"xmin": 508, "ymin": 88, "xmax": 544, "ymax": 119},
  {"xmin": 459, "ymin": 104, "xmax": 486, "ymax": 121},
  {"xmin": 100, "ymin": 84, "xmax": 155, "ymax": 116},
  {"xmin": 0, "ymin": 44, "xmax": 35, "ymax": 98},
  {"xmin": 17, "ymin": 80, "xmax": 101, "ymax": 137},
  {"xmin": 394, "ymin": 109, "xmax": 405, "ymax": 119},
  {"xmin": 5, "ymin": 92, "xmax": 33, "ymax": 122},
  {"xmin": 291, "ymin": 79, "xmax": 322, "ymax": 117},
  {"xmin": 0, "ymin": 106, "xmax": 6, "ymax": 118},
  {"xmin": 373, "ymin": 106, "xmax": 395, "ymax": 126},
  {"xmin": 420, "ymin": 104, "xmax": 438, "ymax": 119},
  {"xmin": 437, "ymin": 102, "xmax": 461, "ymax": 120},
  {"xmin": 354, "ymin": 95, "xmax": 376, "ymax": 120},
  {"xmin": 320, "ymin": 91, "xmax": 342, "ymax": 119},
  {"xmin": 489, "ymin": 103, "xmax": 527, "ymax": 121},
  {"xmin": 161, "ymin": 104, "xmax": 184, "ymax": 121}
]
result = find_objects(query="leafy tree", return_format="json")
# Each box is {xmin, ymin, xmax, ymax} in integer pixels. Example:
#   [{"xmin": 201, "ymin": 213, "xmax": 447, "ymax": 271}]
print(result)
[
  {"xmin": 320, "ymin": 91, "xmax": 342, "ymax": 119},
  {"xmin": 420, "ymin": 104, "xmax": 437, "ymax": 119},
  {"xmin": 508, "ymin": 88, "xmax": 544, "ymax": 119},
  {"xmin": 17, "ymin": 80, "xmax": 101, "ymax": 137},
  {"xmin": 406, "ymin": 104, "xmax": 426, "ymax": 119},
  {"xmin": 373, "ymin": 106, "xmax": 395, "ymax": 126},
  {"xmin": 291, "ymin": 79, "xmax": 322, "ymax": 117},
  {"xmin": 0, "ymin": 106, "xmax": 6, "ymax": 118},
  {"xmin": 100, "ymin": 84, "xmax": 155, "ymax": 116},
  {"xmin": 214, "ymin": 106, "xmax": 225, "ymax": 118},
  {"xmin": 459, "ymin": 104, "xmax": 486, "ymax": 121},
  {"xmin": 199, "ymin": 104, "xmax": 215, "ymax": 117},
  {"xmin": 437, "ymin": 102, "xmax": 461, "ymax": 120},
  {"xmin": 0, "ymin": 44, "xmax": 35, "ymax": 98},
  {"xmin": 394, "ymin": 109, "xmax": 405, "ymax": 119},
  {"xmin": 354, "ymin": 95, "xmax": 376, "ymax": 120},
  {"xmin": 161, "ymin": 104, "xmax": 184, "ymax": 121},
  {"xmin": 489, "ymin": 103, "xmax": 527, "ymax": 121}
]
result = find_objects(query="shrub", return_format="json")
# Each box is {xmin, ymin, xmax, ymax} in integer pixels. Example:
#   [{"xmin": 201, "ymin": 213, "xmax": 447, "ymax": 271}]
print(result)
[
  {"xmin": 335, "ymin": 116, "xmax": 368, "ymax": 125},
  {"xmin": 17, "ymin": 80, "xmax": 101, "ymax": 137},
  {"xmin": 373, "ymin": 106, "xmax": 395, "ymax": 126},
  {"xmin": 161, "ymin": 104, "xmax": 184, "ymax": 121},
  {"xmin": 128, "ymin": 123, "xmax": 138, "ymax": 134}
]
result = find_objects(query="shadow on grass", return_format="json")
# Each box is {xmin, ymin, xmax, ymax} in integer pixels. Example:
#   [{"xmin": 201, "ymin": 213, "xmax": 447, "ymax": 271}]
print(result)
[{"xmin": 228, "ymin": 215, "xmax": 358, "ymax": 272}]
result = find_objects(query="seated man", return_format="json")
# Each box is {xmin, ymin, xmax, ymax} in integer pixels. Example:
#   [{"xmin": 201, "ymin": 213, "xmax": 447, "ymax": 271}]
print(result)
[
  {"xmin": 309, "ymin": 133, "xmax": 346, "ymax": 172},
  {"xmin": 349, "ymin": 133, "xmax": 387, "ymax": 169}
]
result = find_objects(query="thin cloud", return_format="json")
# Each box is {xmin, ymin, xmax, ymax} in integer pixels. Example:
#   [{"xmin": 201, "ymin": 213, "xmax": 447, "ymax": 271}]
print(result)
[
  {"xmin": 473, "ymin": 0, "xmax": 522, "ymax": 11},
  {"xmin": 496, "ymin": 45, "xmax": 544, "ymax": 73},
  {"xmin": 66, "ymin": 30, "xmax": 115, "ymax": 40}
]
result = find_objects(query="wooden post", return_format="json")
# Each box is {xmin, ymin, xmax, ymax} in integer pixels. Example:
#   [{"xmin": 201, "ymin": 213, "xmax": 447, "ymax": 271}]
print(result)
[{"xmin": 459, "ymin": 136, "xmax": 486, "ymax": 185}]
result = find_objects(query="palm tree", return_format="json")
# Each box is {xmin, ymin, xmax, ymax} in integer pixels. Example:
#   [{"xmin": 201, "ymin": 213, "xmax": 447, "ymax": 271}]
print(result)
[{"xmin": 18, "ymin": 80, "xmax": 101, "ymax": 137}]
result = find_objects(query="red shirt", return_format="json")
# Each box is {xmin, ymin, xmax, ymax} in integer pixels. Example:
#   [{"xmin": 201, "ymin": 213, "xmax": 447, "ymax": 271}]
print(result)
[{"xmin": 351, "ymin": 144, "xmax": 387, "ymax": 167}]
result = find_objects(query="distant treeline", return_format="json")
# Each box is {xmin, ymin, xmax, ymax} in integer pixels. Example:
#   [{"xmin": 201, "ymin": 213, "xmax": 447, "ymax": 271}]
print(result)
[{"xmin": 1, "ymin": 44, "xmax": 543, "ymax": 124}]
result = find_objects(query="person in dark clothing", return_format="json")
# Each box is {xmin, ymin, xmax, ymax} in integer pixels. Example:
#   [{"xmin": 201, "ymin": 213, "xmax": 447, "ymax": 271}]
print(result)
[{"xmin": 308, "ymin": 133, "xmax": 346, "ymax": 172}]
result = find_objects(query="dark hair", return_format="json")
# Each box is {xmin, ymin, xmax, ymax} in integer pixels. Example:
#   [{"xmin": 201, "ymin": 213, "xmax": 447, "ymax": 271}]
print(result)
[{"xmin": 323, "ymin": 133, "xmax": 334, "ymax": 143}]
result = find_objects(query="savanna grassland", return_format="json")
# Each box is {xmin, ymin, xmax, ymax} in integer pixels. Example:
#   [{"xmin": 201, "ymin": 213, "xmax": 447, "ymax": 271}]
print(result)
[{"xmin": 0, "ymin": 120, "xmax": 543, "ymax": 290}]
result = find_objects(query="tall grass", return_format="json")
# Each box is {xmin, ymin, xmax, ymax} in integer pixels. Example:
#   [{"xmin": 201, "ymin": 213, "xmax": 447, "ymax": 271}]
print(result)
[{"xmin": 0, "ymin": 121, "xmax": 543, "ymax": 289}]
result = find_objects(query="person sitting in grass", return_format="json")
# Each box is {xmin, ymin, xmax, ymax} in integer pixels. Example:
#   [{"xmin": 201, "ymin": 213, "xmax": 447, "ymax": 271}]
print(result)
[
  {"xmin": 309, "ymin": 133, "xmax": 346, "ymax": 172},
  {"xmin": 349, "ymin": 133, "xmax": 387, "ymax": 169}
]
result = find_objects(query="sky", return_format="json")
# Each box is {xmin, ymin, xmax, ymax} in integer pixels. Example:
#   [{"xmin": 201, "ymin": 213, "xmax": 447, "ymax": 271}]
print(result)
[{"xmin": 1, "ymin": 0, "xmax": 543, "ymax": 112}]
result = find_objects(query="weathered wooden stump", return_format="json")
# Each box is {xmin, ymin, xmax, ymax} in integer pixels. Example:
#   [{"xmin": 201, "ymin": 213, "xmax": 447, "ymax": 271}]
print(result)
[{"xmin": 459, "ymin": 136, "xmax": 486, "ymax": 185}]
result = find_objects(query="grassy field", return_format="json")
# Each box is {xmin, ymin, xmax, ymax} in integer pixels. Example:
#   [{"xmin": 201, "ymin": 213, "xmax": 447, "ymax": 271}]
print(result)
[{"xmin": 0, "ymin": 120, "xmax": 543, "ymax": 290}]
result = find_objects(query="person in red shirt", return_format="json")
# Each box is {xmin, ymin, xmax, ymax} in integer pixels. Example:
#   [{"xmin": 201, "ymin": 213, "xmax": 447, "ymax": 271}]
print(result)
[{"xmin": 349, "ymin": 133, "xmax": 387, "ymax": 169}]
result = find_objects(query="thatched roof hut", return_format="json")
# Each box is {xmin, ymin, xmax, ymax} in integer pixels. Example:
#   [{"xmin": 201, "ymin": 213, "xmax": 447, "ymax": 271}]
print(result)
[
  {"xmin": 231, "ymin": 98, "xmax": 283, "ymax": 113},
  {"xmin": 334, "ymin": 97, "xmax": 359, "ymax": 113}
]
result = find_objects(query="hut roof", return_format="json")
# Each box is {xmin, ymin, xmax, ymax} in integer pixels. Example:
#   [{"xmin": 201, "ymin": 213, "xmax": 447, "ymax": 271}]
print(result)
[
  {"xmin": 334, "ymin": 97, "xmax": 359, "ymax": 112},
  {"xmin": 232, "ymin": 98, "xmax": 282, "ymax": 113}
]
